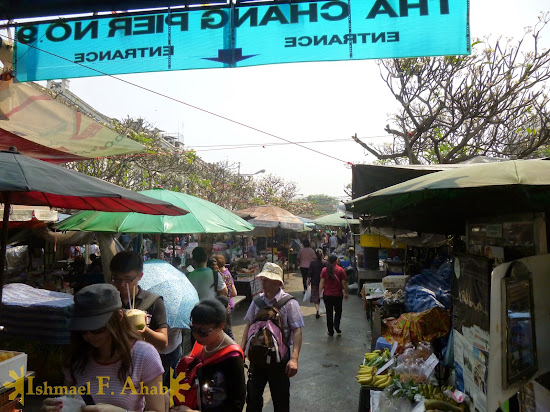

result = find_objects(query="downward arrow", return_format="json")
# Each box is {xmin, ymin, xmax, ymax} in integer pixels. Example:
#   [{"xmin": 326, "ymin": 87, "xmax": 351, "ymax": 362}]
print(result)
[{"xmin": 204, "ymin": 48, "xmax": 257, "ymax": 65}]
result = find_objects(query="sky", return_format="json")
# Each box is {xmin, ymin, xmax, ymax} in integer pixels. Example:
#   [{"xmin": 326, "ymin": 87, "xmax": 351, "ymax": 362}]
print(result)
[{"xmin": 40, "ymin": 0, "xmax": 550, "ymax": 199}]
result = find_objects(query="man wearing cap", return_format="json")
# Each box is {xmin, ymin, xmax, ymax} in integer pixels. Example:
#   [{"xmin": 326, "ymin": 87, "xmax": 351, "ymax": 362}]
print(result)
[{"xmin": 241, "ymin": 262, "xmax": 305, "ymax": 412}]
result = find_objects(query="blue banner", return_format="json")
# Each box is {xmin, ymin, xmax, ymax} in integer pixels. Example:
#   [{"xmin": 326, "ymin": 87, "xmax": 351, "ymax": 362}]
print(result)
[{"xmin": 14, "ymin": 0, "xmax": 469, "ymax": 81}]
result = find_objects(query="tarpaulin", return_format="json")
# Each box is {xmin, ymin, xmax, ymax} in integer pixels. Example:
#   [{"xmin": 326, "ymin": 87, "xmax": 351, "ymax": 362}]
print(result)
[
  {"xmin": 0, "ymin": 80, "xmax": 144, "ymax": 161},
  {"xmin": 382, "ymin": 306, "xmax": 450, "ymax": 353}
]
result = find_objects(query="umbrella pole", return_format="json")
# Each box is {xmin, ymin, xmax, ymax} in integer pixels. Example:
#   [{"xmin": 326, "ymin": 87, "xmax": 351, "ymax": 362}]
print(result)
[
  {"xmin": 286, "ymin": 231, "xmax": 290, "ymax": 283},
  {"xmin": 0, "ymin": 194, "xmax": 11, "ymax": 324}
]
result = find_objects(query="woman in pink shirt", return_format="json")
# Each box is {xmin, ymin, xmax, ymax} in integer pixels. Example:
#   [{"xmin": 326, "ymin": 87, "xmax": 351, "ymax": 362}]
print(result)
[
  {"xmin": 41, "ymin": 284, "xmax": 165, "ymax": 412},
  {"xmin": 319, "ymin": 255, "xmax": 350, "ymax": 336},
  {"xmin": 297, "ymin": 239, "xmax": 317, "ymax": 293}
]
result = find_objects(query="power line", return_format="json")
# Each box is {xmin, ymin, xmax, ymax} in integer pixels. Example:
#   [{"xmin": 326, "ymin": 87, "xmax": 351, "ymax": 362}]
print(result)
[
  {"xmin": 190, "ymin": 135, "xmax": 391, "ymax": 150},
  {"xmin": 3, "ymin": 34, "xmax": 354, "ymax": 166}
]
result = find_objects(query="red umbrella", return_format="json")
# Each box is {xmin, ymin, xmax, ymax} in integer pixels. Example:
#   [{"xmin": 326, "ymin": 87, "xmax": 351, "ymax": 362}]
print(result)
[{"xmin": 0, "ymin": 147, "xmax": 188, "ymax": 310}]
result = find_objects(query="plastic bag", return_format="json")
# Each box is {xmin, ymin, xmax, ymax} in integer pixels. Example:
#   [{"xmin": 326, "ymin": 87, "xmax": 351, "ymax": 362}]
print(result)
[
  {"xmin": 319, "ymin": 298, "xmax": 326, "ymax": 314},
  {"xmin": 303, "ymin": 285, "xmax": 311, "ymax": 302}
]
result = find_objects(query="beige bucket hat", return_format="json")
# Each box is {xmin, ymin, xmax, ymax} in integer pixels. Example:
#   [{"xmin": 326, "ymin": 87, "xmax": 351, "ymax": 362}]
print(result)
[{"xmin": 257, "ymin": 262, "xmax": 284, "ymax": 285}]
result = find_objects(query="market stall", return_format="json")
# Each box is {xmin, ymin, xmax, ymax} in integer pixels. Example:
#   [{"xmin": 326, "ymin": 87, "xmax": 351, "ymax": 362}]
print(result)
[
  {"xmin": 235, "ymin": 205, "xmax": 304, "ymax": 280},
  {"xmin": 1, "ymin": 149, "xmax": 186, "ymax": 400},
  {"xmin": 347, "ymin": 159, "xmax": 550, "ymax": 411}
]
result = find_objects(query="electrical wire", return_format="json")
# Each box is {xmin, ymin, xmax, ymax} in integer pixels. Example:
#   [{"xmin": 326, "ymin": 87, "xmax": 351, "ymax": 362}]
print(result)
[
  {"xmin": 2, "ymin": 33, "xmax": 355, "ymax": 166},
  {"xmin": 191, "ymin": 135, "xmax": 390, "ymax": 150}
]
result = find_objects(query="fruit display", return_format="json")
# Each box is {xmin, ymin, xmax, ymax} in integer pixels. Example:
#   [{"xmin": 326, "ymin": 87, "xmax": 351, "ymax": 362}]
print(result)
[
  {"xmin": 364, "ymin": 348, "xmax": 392, "ymax": 367},
  {"xmin": 355, "ymin": 364, "xmax": 392, "ymax": 388},
  {"xmin": 425, "ymin": 398, "xmax": 465, "ymax": 412},
  {"xmin": 0, "ymin": 351, "xmax": 16, "ymax": 362},
  {"xmin": 385, "ymin": 378, "xmax": 469, "ymax": 411}
]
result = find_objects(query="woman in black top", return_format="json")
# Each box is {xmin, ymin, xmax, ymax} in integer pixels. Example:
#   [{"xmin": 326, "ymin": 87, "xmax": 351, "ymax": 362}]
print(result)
[
  {"xmin": 172, "ymin": 298, "xmax": 246, "ymax": 412},
  {"xmin": 308, "ymin": 249, "xmax": 327, "ymax": 319}
]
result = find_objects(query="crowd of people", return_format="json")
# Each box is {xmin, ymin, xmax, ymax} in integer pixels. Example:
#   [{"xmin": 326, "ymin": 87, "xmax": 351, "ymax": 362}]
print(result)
[{"xmin": 40, "ymin": 242, "xmax": 350, "ymax": 412}]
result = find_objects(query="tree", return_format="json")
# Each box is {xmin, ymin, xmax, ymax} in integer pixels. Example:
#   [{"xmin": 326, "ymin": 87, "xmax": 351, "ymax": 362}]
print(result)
[
  {"xmin": 305, "ymin": 194, "xmax": 339, "ymax": 215},
  {"xmin": 67, "ymin": 117, "xmax": 200, "ymax": 191},
  {"xmin": 353, "ymin": 14, "xmax": 550, "ymax": 164},
  {"xmin": 65, "ymin": 117, "xmax": 319, "ymax": 214}
]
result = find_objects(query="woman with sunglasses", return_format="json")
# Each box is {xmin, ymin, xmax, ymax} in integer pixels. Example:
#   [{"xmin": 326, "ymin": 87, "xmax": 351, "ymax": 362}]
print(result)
[
  {"xmin": 41, "ymin": 284, "xmax": 165, "ymax": 412},
  {"xmin": 172, "ymin": 298, "xmax": 245, "ymax": 412}
]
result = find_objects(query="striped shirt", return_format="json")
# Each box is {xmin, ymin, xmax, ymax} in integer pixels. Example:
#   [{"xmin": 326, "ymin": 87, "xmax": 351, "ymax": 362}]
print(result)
[{"xmin": 64, "ymin": 340, "xmax": 164, "ymax": 411}]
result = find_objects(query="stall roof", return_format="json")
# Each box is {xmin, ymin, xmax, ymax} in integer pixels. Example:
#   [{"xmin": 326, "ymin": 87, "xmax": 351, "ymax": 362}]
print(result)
[
  {"xmin": 351, "ymin": 157, "xmax": 504, "ymax": 199},
  {"xmin": 0, "ymin": 80, "xmax": 144, "ymax": 162}
]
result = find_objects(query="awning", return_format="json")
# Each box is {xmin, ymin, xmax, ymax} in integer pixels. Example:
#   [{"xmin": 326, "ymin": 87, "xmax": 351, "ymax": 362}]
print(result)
[
  {"xmin": 0, "ymin": 80, "xmax": 144, "ymax": 162},
  {"xmin": 351, "ymin": 157, "xmax": 504, "ymax": 199}
]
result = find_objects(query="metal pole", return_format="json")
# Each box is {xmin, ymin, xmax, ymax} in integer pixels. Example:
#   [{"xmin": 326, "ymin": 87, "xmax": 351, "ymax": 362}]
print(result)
[{"xmin": 0, "ymin": 193, "xmax": 11, "ymax": 326}]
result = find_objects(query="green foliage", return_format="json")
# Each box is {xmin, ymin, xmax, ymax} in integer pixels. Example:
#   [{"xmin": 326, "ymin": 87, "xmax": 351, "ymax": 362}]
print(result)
[{"xmin": 64, "ymin": 116, "xmax": 318, "ymax": 214}]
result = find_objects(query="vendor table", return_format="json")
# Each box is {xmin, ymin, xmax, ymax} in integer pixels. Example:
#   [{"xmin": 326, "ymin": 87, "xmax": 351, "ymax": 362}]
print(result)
[
  {"xmin": 364, "ymin": 294, "xmax": 384, "ymax": 323},
  {"xmin": 234, "ymin": 277, "xmax": 262, "ymax": 300},
  {"xmin": 357, "ymin": 269, "xmax": 385, "ymax": 291},
  {"xmin": 232, "ymin": 295, "xmax": 247, "ymax": 308}
]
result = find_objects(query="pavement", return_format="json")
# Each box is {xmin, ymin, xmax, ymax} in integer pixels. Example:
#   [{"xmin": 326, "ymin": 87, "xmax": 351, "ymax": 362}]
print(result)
[{"xmin": 232, "ymin": 269, "xmax": 372, "ymax": 412}]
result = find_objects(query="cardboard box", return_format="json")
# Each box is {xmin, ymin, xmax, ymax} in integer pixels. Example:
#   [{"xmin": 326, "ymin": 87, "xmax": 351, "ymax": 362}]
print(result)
[
  {"xmin": 382, "ymin": 275, "xmax": 410, "ymax": 289},
  {"xmin": 0, "ymin": 350, "xmax": 27, "ymax": 386}
]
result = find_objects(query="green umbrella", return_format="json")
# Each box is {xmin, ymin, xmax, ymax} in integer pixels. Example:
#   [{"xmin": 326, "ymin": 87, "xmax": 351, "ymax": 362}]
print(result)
[
  {"xmin": 56, "ymin": 188, "xmax": 254, "ymax": 233},
  {"xmin": 313, "ymin": 212, "xmax": 360, "ymax": 227},
  {"xmin": 346, "ymin": 159, "xmax": 550, "ymax": 234}
]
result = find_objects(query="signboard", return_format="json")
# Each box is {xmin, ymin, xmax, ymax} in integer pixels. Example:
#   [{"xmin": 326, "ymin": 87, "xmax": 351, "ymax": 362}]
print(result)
[{"xmin": 14, "ymin": 0, "xmax": 470, "ymax": 82}]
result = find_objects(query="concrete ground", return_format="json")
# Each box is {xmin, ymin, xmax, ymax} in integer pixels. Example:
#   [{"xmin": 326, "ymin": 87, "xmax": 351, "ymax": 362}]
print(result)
[{"xmin": 232, "ymin": 270, "xmax": 371, "ymax": 412}]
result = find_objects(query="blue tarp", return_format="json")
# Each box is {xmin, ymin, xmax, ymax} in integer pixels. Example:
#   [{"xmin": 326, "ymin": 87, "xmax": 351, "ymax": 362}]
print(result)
[{"xmin": 404, "ymin": 261, "xmax": 452, "ymax": 313}]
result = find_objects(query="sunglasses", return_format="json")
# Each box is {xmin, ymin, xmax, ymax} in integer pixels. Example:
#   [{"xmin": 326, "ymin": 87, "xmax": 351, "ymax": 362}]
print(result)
[
  {"xmin": 82, "ymin": 326, "xmax": 108, "ymax": 335},
  {"xmin": 112, "ymin": 272, "xmax": 140, "ymax": 285},
  {"xmin": 190, "ymin": 325, "xmax": 215, "ymax": 338}
]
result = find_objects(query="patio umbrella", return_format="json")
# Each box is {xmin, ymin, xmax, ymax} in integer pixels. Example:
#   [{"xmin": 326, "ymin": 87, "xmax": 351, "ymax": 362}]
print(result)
[
  {"xmin": 346, "ymin": 159, "xmax": 550, "ymax": 234},
  {"xmin": 140, "ymin": 260, "xmax": 199, "ymax": 329},
  {"xmin": 314, "ymin": 211, "xmax": 360, "ymax": 227},
  {"xmin": 55, "ymin": 188, "xmax": 255, "ymax": 233},
  {"xmin": 0, "ymin": 147, "xmax": 187, "ymax": 312},
  {"xmin": 235, "ymin": 205, "xmax": 304, "ymax": 231},
  {"xmin": 236, "ymin": 205, "xmax": 304, "ymax": 267}
]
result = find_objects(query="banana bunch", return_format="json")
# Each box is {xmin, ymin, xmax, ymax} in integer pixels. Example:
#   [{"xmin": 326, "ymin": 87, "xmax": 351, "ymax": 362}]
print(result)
[
  {"xmin": 356, "ymin": 364, "xmax": 377, "ymax": 385},
  {"xmin": 364, "ymin": 348, "xmax": 391, "ymax": 367},
  {"xmin": 355, "ymin": 365, "xmax": 392, "ymax": 388},
  {"xmin": 371, "ymin": 374, "xmax": 392, "ymax": 388}
]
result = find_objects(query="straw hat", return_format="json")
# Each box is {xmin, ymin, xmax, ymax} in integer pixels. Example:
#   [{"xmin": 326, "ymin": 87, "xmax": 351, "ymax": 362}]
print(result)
[{"xmin": 257, "ymin": 262, "xmax": 284, "ymax": 285}]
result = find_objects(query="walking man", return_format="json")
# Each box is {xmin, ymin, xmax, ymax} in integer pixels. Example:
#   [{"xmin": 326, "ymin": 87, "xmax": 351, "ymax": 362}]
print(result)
[{"xmin": 241, "ymin": 263, "xmax": 304, "ymax": 412}]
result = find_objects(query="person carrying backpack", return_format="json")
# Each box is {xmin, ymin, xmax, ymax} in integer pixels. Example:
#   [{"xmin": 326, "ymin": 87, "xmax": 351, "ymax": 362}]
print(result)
[
  {"xmin": 172, "ymin": 298, "xmax": 245, "ymax": 412},
  {"xmin": 240, "ymin": 262, "xmax": 305, "ymax": 412},
  {"xmin": 187, "ymin": 247, "xmax": 228, "ymax": 300}
]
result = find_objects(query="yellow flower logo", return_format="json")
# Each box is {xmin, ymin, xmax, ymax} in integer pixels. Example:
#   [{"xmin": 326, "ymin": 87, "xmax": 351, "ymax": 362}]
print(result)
[
  {"xmin": 169, "ymin": 368, "xmax": 191, "ymax": 407},
  {"xmin": 3, "ymin": 366, "xmax": 25, "ymax": 405}
]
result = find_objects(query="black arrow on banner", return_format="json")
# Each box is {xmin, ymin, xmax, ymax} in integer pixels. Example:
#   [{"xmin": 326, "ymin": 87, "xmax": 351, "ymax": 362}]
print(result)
[{"xmin": 203, "ymin": 48, "xmax": 257, "ymax": 65}]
